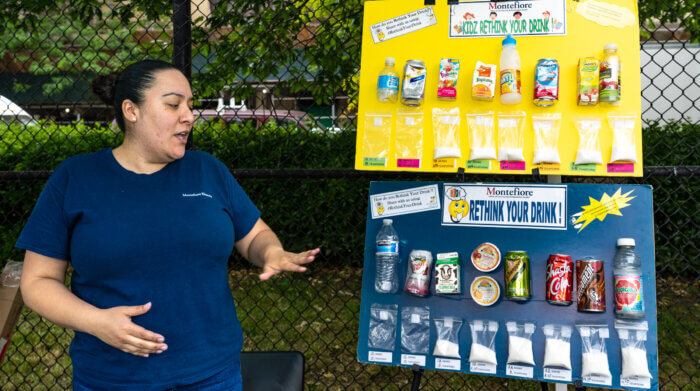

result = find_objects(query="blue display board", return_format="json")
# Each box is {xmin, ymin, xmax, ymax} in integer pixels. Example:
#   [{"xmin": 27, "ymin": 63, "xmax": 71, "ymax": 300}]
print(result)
[{"xmin": 357, "ymin": 182, "xmax": 658, "ymax": 390}]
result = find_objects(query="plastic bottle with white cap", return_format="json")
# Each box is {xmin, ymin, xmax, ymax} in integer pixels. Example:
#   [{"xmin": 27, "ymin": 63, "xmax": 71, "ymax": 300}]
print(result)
[
  {"xmin": 613, "ymin": 238, "xmax": 645, "ymax": 318},
  {"xmin": 499, "ymin": 35, "xmax": 522, "ymax": 104}
]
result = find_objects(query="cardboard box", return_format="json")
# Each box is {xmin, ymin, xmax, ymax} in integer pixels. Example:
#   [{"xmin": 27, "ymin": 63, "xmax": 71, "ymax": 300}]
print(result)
[{"xmin": 0, "ymin": 284, "xmax": 23, "ymax": 363}]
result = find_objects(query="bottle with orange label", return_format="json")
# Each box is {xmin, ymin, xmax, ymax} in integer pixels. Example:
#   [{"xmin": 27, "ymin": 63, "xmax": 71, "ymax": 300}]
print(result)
[{"xmin": 499, "ymin": 35, "xmax": 521, "ymax": 104}]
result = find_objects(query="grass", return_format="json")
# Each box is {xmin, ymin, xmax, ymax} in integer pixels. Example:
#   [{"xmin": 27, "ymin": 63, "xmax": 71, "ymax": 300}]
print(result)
[{"xmin": 0, "ymin": 269, "xmax": 696, "ymax": 390}]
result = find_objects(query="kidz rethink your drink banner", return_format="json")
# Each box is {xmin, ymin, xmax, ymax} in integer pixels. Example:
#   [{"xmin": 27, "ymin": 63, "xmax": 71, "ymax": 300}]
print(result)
[{"xmin": 355, "ymin": 0, "xmax": 643, "ymax": 177}]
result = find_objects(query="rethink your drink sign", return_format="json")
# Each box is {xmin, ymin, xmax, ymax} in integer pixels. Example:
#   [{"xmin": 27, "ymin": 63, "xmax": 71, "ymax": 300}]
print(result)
[
  {"xmin": 441, "ymin": 184, "xmax": 567, "ymax": 229},
  {"xmin": 449, "ymin": 0, "xmax": 567, "ymax": 38}
]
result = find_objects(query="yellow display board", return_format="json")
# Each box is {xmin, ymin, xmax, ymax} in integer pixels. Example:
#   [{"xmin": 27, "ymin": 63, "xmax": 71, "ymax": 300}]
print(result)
[{"xmin": 355, "ymin": 0, "xmax": 642, "ymax": 176}]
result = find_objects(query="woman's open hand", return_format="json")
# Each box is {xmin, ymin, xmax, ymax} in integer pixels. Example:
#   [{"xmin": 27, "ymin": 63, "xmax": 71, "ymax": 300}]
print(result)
[
  {"xmin": 259, "ymin": 248, "xmax": 319, "ymax": 281},
  {"xmin": 91, "ymin": 302, "xmax": 167, "ymax": 358}
]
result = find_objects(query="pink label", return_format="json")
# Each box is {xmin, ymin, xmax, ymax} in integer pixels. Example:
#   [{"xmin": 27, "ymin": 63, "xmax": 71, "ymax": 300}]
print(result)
[
  {"xmin": 437, "ymin": 87, "xmax": 457, "ymax": 98},
  {"xmin": 607, "ymin": 163, "xmax": 634, "ymax": 173},
  {"xmin": 500, "ymin": 161, "xmax": 526, "ymax": 171},
  {"xmin": 397, "ymin": 159, "xmax": 420, "ymax": 168}
]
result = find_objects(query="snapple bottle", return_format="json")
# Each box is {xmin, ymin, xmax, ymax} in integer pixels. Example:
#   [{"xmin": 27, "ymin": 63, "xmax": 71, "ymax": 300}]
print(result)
[{"xmin": 613, "ymin": 238, "xmax": 645, "ymax": 319}]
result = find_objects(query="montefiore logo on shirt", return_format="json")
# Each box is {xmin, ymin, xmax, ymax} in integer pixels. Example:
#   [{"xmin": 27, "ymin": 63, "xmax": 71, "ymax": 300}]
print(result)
[{"xmin": 182, "ymin": 192, "xmax": 213, "ymax": 199}]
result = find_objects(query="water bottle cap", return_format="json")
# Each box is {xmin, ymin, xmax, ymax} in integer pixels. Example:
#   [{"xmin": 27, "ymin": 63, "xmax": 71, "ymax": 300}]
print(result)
[
  {"xmin": 617, "ymin": 238, "xmax": 635, "ymax": 247},
  {"xmin": 604, "ymin": 43, "xmax": 618, "ymax": 51},
  {"xmin": 383, "ymin": 219, "xmax": 393, "ymax": 224},
  {"xmin": 385, "ymin": 57, "xmax": 395, "ymax": 65},
  {"xmin": 502, "ymin": 35, "xmax": 517, "ymax": 46}
]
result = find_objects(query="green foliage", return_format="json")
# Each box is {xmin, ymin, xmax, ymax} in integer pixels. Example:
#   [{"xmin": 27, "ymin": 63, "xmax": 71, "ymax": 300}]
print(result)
[
  {"xmin": 191, "ymin": 0, "xmax": 366, "ymax": 105},
  {"xmin": 0, "ymin": 0, "xmax": 172, "ymax": 95},
  {"xmin": 639, "ymin": 0, "xmax": 699, "ymax": 42}
]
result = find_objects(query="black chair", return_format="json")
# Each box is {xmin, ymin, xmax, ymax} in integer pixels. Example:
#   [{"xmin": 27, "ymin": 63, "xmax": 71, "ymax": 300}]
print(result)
[{"xmin": 240, "ymin": 351, "xmax": 304, "ymax": 391}]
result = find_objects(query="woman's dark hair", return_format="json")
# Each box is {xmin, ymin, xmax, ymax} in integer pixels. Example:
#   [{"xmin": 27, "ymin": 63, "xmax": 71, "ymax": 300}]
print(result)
[{"xmin": 91, "ymin": 60, "xmax": 180, "ymax": 131}]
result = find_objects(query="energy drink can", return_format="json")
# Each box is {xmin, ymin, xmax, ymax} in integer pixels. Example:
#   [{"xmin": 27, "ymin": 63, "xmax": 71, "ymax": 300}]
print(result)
[
  {"xmin": 505, "ymin": 251, "xmax": 530, "ymax": 300},
  {"xmin": 546, "ymin": 254, "xmax": 573, "ymax": 305},
  {"xmin": 401, "ymin": 60, "xmax": 426, "ymax": 106},
  {"xmin": 533, "ymin": 59, "xmax": 559, "ymax": 107},
  {"xmin": 576, "ymin": 258, "xmax": 606, "ymax": 312}
]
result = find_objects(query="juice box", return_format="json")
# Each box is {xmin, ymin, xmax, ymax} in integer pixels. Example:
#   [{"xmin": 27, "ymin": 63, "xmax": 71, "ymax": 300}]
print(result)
[
  {"xmin": 437, "ymin": 58, "xmax": 460, "ymax": 100},
  {"xmin": 472, "ymin": 61, "xmax": 497, "ymax": 101},
  {"xmin": 578, "ymin": 57, "xmax": 599, "ymax": 106}
]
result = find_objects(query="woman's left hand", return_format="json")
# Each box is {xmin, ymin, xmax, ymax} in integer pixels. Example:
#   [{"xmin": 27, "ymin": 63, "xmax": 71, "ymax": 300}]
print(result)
[{"xmin": 259, "ymin": 247, "xmax": 319, "ymax": 281}]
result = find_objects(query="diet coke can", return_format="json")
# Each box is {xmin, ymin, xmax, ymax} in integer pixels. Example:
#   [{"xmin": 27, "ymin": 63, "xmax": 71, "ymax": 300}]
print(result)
[{"xmin": 546, "ymin": 254, "xmax": 573, "ymax": 305}]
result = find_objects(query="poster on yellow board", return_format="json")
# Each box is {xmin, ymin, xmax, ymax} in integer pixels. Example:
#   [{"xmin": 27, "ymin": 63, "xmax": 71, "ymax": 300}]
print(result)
[{"xmin": 355, "ymin": 0, "xmax": 643, "ymax": 177}]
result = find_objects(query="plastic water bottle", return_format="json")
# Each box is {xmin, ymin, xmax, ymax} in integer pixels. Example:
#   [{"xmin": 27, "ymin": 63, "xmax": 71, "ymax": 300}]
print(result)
[
  {"xmin": 377, "ymin": 57, "xmax": 399, "ymax": 103},
  {"xmin": 499, "ymin": 35, "xmax": 522, "ymax": 104},
  {"xmin": 613, "ymin": 238, "xmax": 645, "ymax": 319},
  {"xmin": 375, "ymin": 219, "xmax": 399, "ymax": 293}
]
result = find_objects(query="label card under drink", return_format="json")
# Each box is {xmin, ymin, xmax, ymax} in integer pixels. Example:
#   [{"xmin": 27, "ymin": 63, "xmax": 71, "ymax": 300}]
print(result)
[
  {"xmin": 543, "ymin": 367, "xmax": 572, "ymax": 382},
  {"xmin": 506, "ymin": 364, "xmax": 534, "ymax": 378},
  {"xmin": 401, "ymin": 354, "xmax": 426, "ymax": 366},
  {"xmin": 500, "ymin": 161, "xmax": 526, "ymax": 171},
  {"xmin": 582, "ymin": 374, "xmax": 613, "ymax": 386},
  {"xmin": 607, "ymin": 163, "xmax": 634, "ymax": 173},
  {"xmin": 570, "ymin": 162, "xmax": 598, "ymax": 172},
  {"xmin": 470, "ymin": 361, "xmax": 497, "ymax": 374},
  {"xmin": 433, "ymin": 158, "xmax": 457, "ymax": 169},
  {"xmin": 466, "ymin": 160, "xmax": 490, "ymax": 169},
  {"xmin": 435, "ymin": 358, "xmax": 461, "ymax": 371},
  {"xmin": 368, "ymin": 351, "xmax": 393, "ymax": 363},
  {"xmin": 397, "ymin": 158, "xmax": 420, "ymax": 168},
  {"xmin": 620, "ymin": 376, "xmax": 651, "ymax": 389},
  {"xmin": 364, "ymin": 157, "xmax": 387, "ymax": 167}
]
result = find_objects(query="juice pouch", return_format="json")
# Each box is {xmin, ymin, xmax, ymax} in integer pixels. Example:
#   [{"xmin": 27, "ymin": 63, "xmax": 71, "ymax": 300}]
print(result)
[
  {"xmin": 437, "ymin": 59, "xmax": 460, "ymax": 100},
  {"xmin": 472, "ymin": 62, "xmax": 497, "ymax": 101},
  {"xmin": 466, "ymin": 112, "xmax": 496, "ymax": 160},
  {"xmin": 497, "ymin": 112, "xmax": 526, "ymax": 162},
  {"xmin": 432, "ymin": 108, "xmax": 461, "ymax": 159},
  {"xmin": 395, "ymin": 110, "xmax": 424, "ymax": 168},
  {"xmin": 532, "ymin": 113, "xmax": 562, "ymax": 164},
  {"xmin": 362, "ymin": 112, "xmax": 392, "ymax": 167},
  {"xmin": 578, "ymin": 57, "xmax": 599, "ymax": 106},
  {"xmin": 574, "ymin": 118, "xmax": 603, "ymax": 165},
  {"xmin": 608, "ymin": 114, "xmax": 637, "ymax": 163}
]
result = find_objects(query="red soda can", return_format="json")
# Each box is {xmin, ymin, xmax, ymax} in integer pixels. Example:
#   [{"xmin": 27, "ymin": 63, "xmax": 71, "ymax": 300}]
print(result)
[
  {"xmin": 576, "ymin": 258, "xmax": 606, "ymax": 312},
  {"xmin": 546, "ymin": 254, "xmax": 573, "ymax": 305}
]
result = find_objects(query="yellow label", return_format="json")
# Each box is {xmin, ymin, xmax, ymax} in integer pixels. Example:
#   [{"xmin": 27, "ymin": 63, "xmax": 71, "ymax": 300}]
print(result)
[{"xmin": 500, "ymin": 69, "xmax": 521, "ymax": 94}]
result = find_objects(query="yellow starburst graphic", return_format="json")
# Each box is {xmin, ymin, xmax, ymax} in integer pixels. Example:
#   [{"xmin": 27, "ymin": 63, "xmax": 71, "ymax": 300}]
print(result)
[{"xmin": 571, "ymin": 188, "xmax": 636, "ymax": 232}]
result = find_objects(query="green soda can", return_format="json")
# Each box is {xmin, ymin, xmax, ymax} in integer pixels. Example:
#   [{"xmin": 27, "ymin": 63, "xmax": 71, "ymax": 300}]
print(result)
[{"xmin": 505, "ymin": 251, "xmax": 531, "ymax": 300}]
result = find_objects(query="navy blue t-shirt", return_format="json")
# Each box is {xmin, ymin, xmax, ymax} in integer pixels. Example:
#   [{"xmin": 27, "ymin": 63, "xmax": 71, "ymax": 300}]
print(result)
[{"xmin": 16, "ymin": 148, "xmax": 261, "ymax": 389}]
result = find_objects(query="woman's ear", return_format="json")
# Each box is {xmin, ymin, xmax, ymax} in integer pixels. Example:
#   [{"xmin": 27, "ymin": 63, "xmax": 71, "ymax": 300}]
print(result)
[{"xmin": 122, "ymin": 99, "xmax": 139, "ymax": 122}]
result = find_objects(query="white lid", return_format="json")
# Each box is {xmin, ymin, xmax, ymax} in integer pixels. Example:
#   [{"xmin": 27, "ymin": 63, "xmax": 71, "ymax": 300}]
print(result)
[
  {"xmin": 604, "ymin": 43, "xmax": 618, "ymax": 51},
  {"xmin": 385, "ymin": 57, "xmax": 395, "ymax": 65},
  {"xmin": 617, "ymin": 238, "xmax": 635, "ymax": 247},
  {"xmin": 383, "ymin": 219, "xmax": 393, "ymax": 224}
]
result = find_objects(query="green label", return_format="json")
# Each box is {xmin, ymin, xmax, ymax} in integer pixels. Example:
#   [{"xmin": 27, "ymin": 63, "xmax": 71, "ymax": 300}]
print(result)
[
  {"xmin": 570, "ymin": 162, "xmax": 598, "ymax": 172},
  {"xmin": 363, "ymin": 157, "xmax": 387, "ymax": 167},
  {"xmin": 466, "ymin": 160, "xmax": 490, "ymax": 169}
]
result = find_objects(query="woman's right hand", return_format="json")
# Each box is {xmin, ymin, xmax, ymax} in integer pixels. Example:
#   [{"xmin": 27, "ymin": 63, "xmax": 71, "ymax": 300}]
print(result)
[{"xmin": 91, "ymin": 302, "xmax": 167, "ymax": 358}]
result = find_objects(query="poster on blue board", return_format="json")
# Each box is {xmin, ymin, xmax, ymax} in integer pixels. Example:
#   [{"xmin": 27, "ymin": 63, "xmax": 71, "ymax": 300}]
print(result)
[{"xmin": 358, "ymin": 181, "xmax": 658, "ymax": 390}]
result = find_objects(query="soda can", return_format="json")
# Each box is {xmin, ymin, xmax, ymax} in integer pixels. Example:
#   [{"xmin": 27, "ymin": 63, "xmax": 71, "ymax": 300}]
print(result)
[
  {"xmin": 546, "ymin": 254, "xmax": 573, "ymax": 305},
  {"xmin": 504, "ymin": 251, "xmax": 530, "ymax": 300},
  {"xmin": 533, "ymin": 58, "xmax": 559, "ymax": 107},
  {"xmin": 576, "ymin": 258, "xmax": 606, "ymax": 312},
  {"xmin": 404, "ymin": 250, "xmax": 433, "ymax": 297},
  {"xmin": 401, "ymin": 60, "xmax": 426, "ymax": 106}
]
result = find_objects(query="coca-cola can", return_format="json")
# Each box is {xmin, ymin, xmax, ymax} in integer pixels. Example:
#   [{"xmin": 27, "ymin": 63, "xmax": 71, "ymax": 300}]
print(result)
[
  {"xmin": 576, "ymin": 258, "xmax": 606, "ymax": 312},
  {"xmin": 546, "ymin": 254, "xmax": 573, "ymax": 305}
]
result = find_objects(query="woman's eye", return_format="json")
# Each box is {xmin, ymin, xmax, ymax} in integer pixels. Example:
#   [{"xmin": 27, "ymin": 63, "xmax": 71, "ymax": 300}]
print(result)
[{"xmin": 168, "ymin": 104, "xmax": 178, "ymax": 108}]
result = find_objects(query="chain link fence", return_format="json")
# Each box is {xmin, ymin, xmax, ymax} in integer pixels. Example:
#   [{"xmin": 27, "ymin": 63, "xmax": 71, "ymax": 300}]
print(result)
[{"xmin": 0, "ymin": 0, "xmax": 697, "ymax": 389}]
